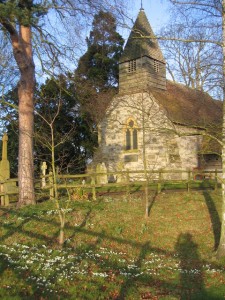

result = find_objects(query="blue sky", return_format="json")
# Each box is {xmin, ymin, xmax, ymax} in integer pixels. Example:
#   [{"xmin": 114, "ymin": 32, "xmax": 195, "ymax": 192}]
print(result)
[
  {"xmin": 35, "ymin": 1, "xmax": 171, "ymax": 82},
  {"xmin": 133, "ymin": 0, "xmax": 169, "ymax": 31},
  {"xmin": 119, "ymin": 0, "xmax": 170, "ymax": 43}
]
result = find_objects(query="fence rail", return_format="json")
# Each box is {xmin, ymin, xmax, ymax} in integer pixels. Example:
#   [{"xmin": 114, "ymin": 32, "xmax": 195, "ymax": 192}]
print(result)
[{"xmin": 0, "ymin": 168, "xmax": 222, "ymax": 206}]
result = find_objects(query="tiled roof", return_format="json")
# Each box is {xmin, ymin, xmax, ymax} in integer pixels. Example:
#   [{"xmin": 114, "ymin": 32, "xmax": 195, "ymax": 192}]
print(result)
[
  {"xmin": 120, "ymin": 9, "xmax": 165, "ymax": 63},
  {"xmin": 151, "ymin": 81, "xmax": 222, "ymax": 128}
]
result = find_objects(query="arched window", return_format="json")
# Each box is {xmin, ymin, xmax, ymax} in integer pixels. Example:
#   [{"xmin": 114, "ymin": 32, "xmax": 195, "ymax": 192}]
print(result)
[
  {"xmin": 126, "ymin": 129, "xmax": 131, "ymax": 150},
  {"xmin": 125, "ymin": 118, "xmax": 138, "ymax": 151}
]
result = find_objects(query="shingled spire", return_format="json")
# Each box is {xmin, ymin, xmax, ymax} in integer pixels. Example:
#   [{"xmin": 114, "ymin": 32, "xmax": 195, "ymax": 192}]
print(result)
[{"xmin": 119, "ymin": 9, "xmax": 166, "ymax": 93}]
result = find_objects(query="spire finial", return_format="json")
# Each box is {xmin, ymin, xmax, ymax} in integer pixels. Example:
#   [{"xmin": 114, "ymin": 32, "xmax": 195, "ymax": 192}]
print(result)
[{"xmin": 140, "ymin": 0, "xmax": 144, "ymax": 10}]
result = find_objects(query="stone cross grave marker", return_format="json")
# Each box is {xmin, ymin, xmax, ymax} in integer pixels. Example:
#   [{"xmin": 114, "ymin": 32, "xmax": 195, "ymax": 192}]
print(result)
[
  {"xmin": 2, "ymin": 133, "xmax": 8, "ymax": 160},
  {"xmin": 0, "ymin": 133, "xmax": 10, "ymax": 180},
  {"xmin": 41, "ymin": 161, "xmax": 47, "ymax": 187}
]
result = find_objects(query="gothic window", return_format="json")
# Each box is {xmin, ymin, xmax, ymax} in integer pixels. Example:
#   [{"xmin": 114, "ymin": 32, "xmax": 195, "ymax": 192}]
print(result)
[
  {"xmin": 126, "ymin": 129, "xmax": 131, "ymax": 150},
  {"xmin": 133, "ymin": 128, "xmax": 138, "ymax": 149},
  {"xmin": 128, "ymin": 60, "xmax": 136, "ymax": 73},
  {"xmin": 125, "ymin": 118, "xmax": 138, "ymax": 151},
  {"xmin": 154, "ymin": 60, "xmax": 159, "ymax": 73}
]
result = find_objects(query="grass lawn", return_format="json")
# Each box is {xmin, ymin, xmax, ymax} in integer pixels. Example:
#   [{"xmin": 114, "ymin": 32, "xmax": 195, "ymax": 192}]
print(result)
[{"xmin": 0, "ymin": 190, "xmax": 225, "ymax": 299}]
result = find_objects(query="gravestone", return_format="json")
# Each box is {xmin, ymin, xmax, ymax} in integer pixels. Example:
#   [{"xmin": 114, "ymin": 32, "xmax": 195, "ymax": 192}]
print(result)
[
  {"xmin": 96, "ymin": 162, "xmax": 108, "ymax": 184},
  {"xmin": 41, "ymin": 161, "xmax": 47, "ymax": 187},
  {"xmin": 0, "ymin": 133, "xmax": 10, "ymax": 181}
]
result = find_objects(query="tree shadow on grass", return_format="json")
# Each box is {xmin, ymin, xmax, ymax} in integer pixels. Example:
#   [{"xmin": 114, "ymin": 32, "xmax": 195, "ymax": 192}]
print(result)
[
  {"xmin": 0, "ymin": 212, "xmax": 58, "ymax": 245},
  {"xmin": 203, "ymin": 191, "xmax": 221, "ymax": 250},
  {"xmin": 0, "ymin": 202, "xmax": 96, "ymax": 246},
  {"xmin": 0, "ymin": 253, "xmax": 49, "ymax": 300},
  {"xmin": 115, "ymin": 240, "xmax": 182, "ymax": 299},
  {"xmin": 1, "ymin": 200, "xmax": 223, "ymax": 299},
  {"xmin": 118, "ymin": 241, "xmax": 150, "ymax": 298},
  {"xmin": 0, "ymin": 213, "xmax": 185, "ymax": 299},
  {"xmin": 176, "ymin": 233, "xmax": 205, "ymax": 300}
]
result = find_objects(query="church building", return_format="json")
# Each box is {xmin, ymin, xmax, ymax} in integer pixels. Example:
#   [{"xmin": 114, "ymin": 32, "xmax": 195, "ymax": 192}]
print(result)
[{"xmin": 92, "ymin": 8, "xmax": 222, "ymax": 179}]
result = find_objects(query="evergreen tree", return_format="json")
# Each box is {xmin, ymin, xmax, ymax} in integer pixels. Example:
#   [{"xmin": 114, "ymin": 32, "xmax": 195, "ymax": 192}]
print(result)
[
  {"xmin": 1, "ymin": 76, "xmax": 97, "ymax": 175},
  {"xmin": 34, "ymin": 75, "xmax": 97, "ymax": 174},
  {"xmin": 0, "ymin": 0, "xmax": 127, "ymax": 206},
  {"xmin": 76, "ymin": 10, "xmax": 124, "ymax": 90}
]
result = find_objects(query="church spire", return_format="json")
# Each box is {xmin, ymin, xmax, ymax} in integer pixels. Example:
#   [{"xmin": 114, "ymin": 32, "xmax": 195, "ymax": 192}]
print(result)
[
  {"xmin": 119, "ymin": 9, "xmax": 166, "ymax": 93},
  {"xmin": 120, "ymin": 9, "xmax": 165, "ymax": 64}
]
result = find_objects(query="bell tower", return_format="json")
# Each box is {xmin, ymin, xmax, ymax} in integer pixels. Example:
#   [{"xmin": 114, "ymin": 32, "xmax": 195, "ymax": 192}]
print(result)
[{"xmin": 119, "ymin": 9, "xmax": 166, "ymax": 94}]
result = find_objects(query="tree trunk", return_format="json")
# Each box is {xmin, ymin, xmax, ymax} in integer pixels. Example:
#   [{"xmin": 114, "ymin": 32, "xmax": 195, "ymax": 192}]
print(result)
[
  {"xmin": 13, "ymin": 25, "xmax": 35, "ymax": 206},
  {"xmin": 217, "ymin": 0, "xmax": 225, "ymax": 258},
  {"xmin": 18, "ymin": 71, "xmax": 35, "ymax": 206}
]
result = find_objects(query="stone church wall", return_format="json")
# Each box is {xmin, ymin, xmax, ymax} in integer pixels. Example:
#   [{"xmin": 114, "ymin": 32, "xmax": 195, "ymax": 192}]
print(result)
[{"xmin": 93, "ymin": 92, "xmax": 202, "ymax": 181}]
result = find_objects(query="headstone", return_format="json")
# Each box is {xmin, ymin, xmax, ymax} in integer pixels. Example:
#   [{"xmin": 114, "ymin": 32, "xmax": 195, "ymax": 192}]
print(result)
[
  {"xmin": 0, "ymin": 133, "xmax": 10, "ymax": 181},
  {"xmin": 2, "ymin": 133, "xmax": 8, "ymax": 160},
  {"xmin": 116, "ymin": 162, "xmax": 126, "ymax": 183},
  {"xmin": 96, "ymin": 162, "xmax": 108, "ymax": 184},
  {"xmin": 41, "ymin": 161, "xmax": 47, "ymax": 187}
]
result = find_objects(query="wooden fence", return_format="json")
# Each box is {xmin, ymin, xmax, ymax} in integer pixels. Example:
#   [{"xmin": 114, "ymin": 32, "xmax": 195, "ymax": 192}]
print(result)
[
  {"xmin": 0, "ymin": 168, "xmax": 222, "ymax": 206},
  {"xmin": 0, "ymin": 178, "xmax": 19, "ymax": 206}
]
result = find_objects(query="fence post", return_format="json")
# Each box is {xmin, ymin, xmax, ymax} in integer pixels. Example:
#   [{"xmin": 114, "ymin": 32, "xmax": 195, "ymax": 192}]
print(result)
[
  {"xmin": 0, "ymin": 183, "xmax": 9, "ymax": 206},
  {"xmin": 4, "ymin": 183, "xmax": 9, "ymax": 206},
  {"xmin": 215, "ymin": 169, "xmax": 218, "ymax": 191},
  {"xmin": 91, "ymin": 174, "xmax": 96, "ymax": 201},
  {"xmin": 157, "ymin": 170, "xmax": 162, "ymax": 194}
]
